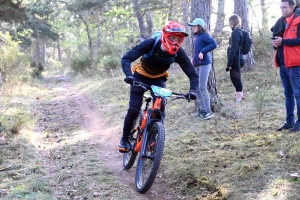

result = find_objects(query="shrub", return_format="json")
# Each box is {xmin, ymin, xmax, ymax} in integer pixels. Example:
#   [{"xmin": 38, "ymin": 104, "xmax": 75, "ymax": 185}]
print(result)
[
  {"xmin": 97, "ymin": 41, "xmax": 122, "ymax": 71},
  {"xmin": 0, "ymin": 32, "xmax": 30, "ymax": 84},
  {"xmin": 252, "ymin": 30, "xmax": 274, "ymax": 62},
  {"xmin": 47, "ymin": 57, "xmax": 62, "ymax": 71},
  {"xmin": 30, "ymin": 62, "xmax": 44, "ymax": 78},
  {"xmin": 99, "ymin": 55, "xmax": 119, "ymax": 70},
  {"xmin": 0, "ymin": 106, "xmax": 32, "ymax": 137},
  {"xmin": 70, "ymin": 52, "xmax": 92, "ymax": 75}
]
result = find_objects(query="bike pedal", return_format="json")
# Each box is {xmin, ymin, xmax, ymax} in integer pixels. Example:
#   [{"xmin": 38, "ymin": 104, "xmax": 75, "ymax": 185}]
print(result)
[{"xmin": 118, "ymin": 147, "xmax": 128, "ymax": 153}]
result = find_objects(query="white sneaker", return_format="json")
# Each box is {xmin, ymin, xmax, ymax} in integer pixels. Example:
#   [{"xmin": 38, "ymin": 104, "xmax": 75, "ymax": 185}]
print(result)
[{"xmin": 201, "ymin": 111, "xmax": 214, "ymax": 120}]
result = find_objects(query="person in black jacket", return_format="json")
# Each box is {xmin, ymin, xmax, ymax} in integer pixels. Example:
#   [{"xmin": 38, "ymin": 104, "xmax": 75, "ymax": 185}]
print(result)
[
  {"xmin": 118, "ymin": 21, "xmax": 199, "ymax": 152},
  {"xmin": 227, "ymin": 14, "xmax": 246, "ymax": 102}
]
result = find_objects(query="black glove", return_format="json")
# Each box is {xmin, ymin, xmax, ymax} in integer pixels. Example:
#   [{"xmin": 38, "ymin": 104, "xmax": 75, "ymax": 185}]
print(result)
[
  {"xmin": 187, "ymin": 91, "xmax": 197, "ymax": 101},
  {"xmin": 225, "ymin": 67, "xmax": 230, "ymax": 72},
  {"xmin": 124, "ymin": 76, "xmax": 135, "ymax": 85}
]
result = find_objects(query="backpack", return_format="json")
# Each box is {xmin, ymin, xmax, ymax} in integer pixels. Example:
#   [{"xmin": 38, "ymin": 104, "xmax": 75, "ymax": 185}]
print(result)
[
  {"xmin": 143, "ymin": 31, "xmax": 177, "ymax": 63},
  {"xmin": 238, "ymin": 29, "xmax": 253, "ymax": 55}
]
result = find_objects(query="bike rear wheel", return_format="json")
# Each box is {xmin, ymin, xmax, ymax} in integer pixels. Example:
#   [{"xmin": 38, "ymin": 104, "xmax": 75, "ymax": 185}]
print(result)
[
  {"xmin": 123, "ymin": 111, "xmax": 142, "ymax": 169},
  {"xmin": 135, "ymin": 121, "xmax": 165, "ymax": 193}
]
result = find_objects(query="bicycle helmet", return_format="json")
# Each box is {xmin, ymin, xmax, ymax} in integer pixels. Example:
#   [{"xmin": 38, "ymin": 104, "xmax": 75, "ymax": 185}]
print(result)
[{"xmin": 161, "ymin": 21, "xmax": 189, "ymax": 55}]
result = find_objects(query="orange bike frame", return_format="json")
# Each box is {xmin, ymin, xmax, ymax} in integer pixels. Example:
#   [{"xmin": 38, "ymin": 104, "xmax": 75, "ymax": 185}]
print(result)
[{"xmin": 134, "ymin": 97, "xmax": 162, "ymax": 152}]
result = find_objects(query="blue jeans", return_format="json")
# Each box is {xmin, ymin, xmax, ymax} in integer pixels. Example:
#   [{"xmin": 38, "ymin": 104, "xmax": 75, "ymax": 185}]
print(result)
[
  {"xmin": 195, "ymin": 64, "xmax": 211, "ymax": 113},
  {"xmin": 279, "ymin": 65, "xmax": 300, "ymax": 124}
]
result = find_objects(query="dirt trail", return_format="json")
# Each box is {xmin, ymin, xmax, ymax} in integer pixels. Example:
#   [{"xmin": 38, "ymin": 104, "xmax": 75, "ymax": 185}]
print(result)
[{"xmin": 31, "ymin": 75, "xmax": 179, "ymax": 200}]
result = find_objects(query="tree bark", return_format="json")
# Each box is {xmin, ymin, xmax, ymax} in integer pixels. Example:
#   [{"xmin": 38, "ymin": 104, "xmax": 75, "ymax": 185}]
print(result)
[
  {"xmin": 167, "ymin": 0, "xmax": 174, "ymax": 21},
  {"xmin": 57, "ymin": 39, "xmax": 62, "ymax": 62},
  {"xmin": 260, "ymin": 0, "xmax": 268, "ymax": 30},
  {"xmin": 35, "ymin": 37, "xmax": 41, "ymax": 64},
  {"xmin": 191, "ymin": 0, "xmax": 220, "ymax": 112},
  {"xmin": 146, "ymin": 11, "xmax": 153, "ymax": 36},
  {"xmin": 41, "ymin": 38, "xmax": 46, "ymax": 64},
  {"xmin": 213, "ymin": 0, "xmax": 225, "ymax": 43},
  {"xmin": 182, "ymin": 0, "xmax": 191, "ymax": 52},
  {"xmin": 97, "ymin": 9, "xmax": 101, "ymax": 50},
  {"xmin": 132, "ymin": 0, "xmax": 148, "ymax": 39},
  {"xmin": 234, "ymin": 0, "xmax": 255, "ymax": 71}
]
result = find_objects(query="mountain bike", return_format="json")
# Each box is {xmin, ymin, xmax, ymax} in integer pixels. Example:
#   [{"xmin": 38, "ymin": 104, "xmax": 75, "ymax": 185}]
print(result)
[{"xmin": 122, "ymin": 81, "xmax": 189, "ymax": 194}]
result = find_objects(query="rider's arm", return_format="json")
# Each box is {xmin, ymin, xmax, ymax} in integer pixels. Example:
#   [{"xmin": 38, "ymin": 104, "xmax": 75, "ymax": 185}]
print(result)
[
  {"xmin": 121, "ymin": 39, "xmax": 155, "ymax": 76},
  {"xmin": 176, "ymin": 48, "xmax": 199, "ymax": 91}
]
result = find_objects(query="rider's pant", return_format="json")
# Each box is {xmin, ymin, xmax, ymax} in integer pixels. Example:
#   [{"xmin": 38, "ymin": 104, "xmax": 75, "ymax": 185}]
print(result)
[{"xmin": 122, "ymin": 73, "xmax": 166, "ymax": 138}]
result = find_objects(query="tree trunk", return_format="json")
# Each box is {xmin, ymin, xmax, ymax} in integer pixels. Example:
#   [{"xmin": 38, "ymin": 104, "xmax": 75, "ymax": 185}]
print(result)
[
  {"xmin": 191, "ymin": 0, "xmax": 220, "ymax": 112},
  {"xmin": 75, "ymin": 11, "xmax": 93, "ymax": 54},
  {"xmin": 260, "ymin": 0, "xmax": 268, "ymax": 30},
  {"xmin": 213, "ymin": 0, "xmax": 225, "ymax": 44},
  {"xmin": 182, "ymin": 0, "xmax": 191, "ymax": 52},
  {"xmin": 146, "ymin": 11, "xmax": 153, "ymax": 36},
  {"xmin": 35, "ymin": 37, "xmax": 41, "ymax": 64},
  {"xmin": 234, "ymin": 0, "xmax": 255, "ymax": 71},
  {"xmin": 132, "ymin": 0, "xmax": 148, "ymax": 39},
  {"xmin": 41, "ymin": 38, "xmax": 46, "ymax": 64},
  {"xmin": 97, "ymin": 9, "xmax": 101, "ymax": 49},
  {"xmin": 167, "ymin": 0, "xmax": 174, "ymax": 21},
  {"xmin": 57, "ymin": 39, "xmax": 62, "ymax": 62}
]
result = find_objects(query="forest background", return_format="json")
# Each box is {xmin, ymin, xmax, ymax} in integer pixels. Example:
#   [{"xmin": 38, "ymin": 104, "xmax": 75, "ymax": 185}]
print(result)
[{"xmin": 1, "ymin": 0, "xmax": 300, "ymax": 199}]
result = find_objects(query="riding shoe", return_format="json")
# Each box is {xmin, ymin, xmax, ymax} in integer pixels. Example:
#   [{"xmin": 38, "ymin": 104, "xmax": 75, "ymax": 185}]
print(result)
[
  {"xmin": 276, "ymin": 122, "xmax": 294, "ymax": 131},
  {"xmin": 118, "ymin": 137, "xmax": 129, "ymax": 153}
]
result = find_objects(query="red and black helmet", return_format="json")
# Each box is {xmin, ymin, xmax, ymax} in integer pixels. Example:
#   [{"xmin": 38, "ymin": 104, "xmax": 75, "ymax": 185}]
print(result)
[{"xmin": 161, "ymin": 21, "xmax": 189, "ymax": 55}]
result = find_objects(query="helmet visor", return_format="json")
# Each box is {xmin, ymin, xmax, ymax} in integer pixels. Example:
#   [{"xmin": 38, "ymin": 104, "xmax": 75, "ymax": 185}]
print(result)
[{"xmin": 168, "ymin": 35, "xmax": 183, "ymax": 43}]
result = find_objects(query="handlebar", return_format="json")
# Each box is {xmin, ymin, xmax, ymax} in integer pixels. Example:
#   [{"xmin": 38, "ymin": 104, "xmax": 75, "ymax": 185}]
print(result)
[{"xmin": 132, "ymin": 80, "xmax": 191, "ymax": 101}]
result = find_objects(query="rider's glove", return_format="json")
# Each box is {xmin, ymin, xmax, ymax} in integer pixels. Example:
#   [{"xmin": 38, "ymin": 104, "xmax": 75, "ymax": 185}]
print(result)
[
  {"xmin": 124, "ymin": 76, "xmax": 135, "ymax": 85},
  {"xmin": 187, "ymin": 90, "xmax": 197, "ymax": 101}
]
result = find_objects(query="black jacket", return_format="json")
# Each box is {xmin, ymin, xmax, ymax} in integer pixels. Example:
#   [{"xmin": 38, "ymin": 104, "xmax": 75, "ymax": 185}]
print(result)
[
  {"xmin": 227, "ymin": 26, "xmax": 245, "ymax": 68},
  {"xmin": 121, "ymin": 38, "xmax": 199, "ymax": 91}
]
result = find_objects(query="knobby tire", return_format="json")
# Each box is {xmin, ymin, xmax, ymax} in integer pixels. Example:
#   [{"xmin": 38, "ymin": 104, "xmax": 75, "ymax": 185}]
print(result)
[
  {"xmin": 123, "ymin": 111, "xmax": 143, "ymax": 169},
  {"xmin": 135, "ymin": 121, "xmax": 165, "ymax": 193}
]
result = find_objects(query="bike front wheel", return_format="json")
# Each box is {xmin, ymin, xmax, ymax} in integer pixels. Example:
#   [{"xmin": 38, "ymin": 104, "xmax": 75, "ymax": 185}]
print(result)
[
  {"xmin": 135, "ymin": 121, "xmax": 165, "ymax": 193},
  {"xmin": 123, "ymin": 111, "xmax": 142, "ymax": 169}
]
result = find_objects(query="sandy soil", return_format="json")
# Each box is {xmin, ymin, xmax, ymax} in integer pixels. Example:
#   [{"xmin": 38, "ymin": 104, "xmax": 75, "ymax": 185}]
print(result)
[{"xmin": 30, "ymin": 75, "xmax": 179, "ymax": 200}]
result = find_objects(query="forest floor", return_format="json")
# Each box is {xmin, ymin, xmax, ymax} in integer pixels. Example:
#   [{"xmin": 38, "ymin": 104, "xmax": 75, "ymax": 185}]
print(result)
[
  {"xmin": 0, "ymin": 74, "xmax": 180, "ymax": 200},
  {"xmin": 32, "ymin": 74, "xmax": 184, "ymax": 199},
  {"xmin": 1, "ymin": 65, "xmax": 300, "ymax": 200}
]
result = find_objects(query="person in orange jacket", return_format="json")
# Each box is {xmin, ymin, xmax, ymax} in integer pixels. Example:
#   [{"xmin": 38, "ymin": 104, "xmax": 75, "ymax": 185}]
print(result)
[{"xmin": 271, "ymin": 0, "xmax": 300, "ymax": 132}]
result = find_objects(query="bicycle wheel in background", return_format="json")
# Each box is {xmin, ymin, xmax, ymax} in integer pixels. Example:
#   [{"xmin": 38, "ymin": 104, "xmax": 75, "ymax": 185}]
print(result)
[
  {"xmin": 123, "ymin": 111, "xmax": 143, "ymax": 169},
  {"xmin": 135, "ymin": 121, "xmax": 165, "ymax": 193}
]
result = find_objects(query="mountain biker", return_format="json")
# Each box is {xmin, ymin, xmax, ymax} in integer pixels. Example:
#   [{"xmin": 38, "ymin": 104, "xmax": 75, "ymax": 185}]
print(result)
[{"xmin": 118, "ymin": 21, "xmax": 199, "ymax": 152}]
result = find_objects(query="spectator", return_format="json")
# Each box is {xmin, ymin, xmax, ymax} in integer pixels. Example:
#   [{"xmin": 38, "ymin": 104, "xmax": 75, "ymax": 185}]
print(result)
[
  {"xmin": 226, "ymin": 14, "xmax": 246, "ymax": 102},
  {"xmin": 188, "ymin": 18, "xmax": 217, "ymax": 119},
  {"xmin": 271, "ymin": 0, "xmax": 300, "ymax": 132}
]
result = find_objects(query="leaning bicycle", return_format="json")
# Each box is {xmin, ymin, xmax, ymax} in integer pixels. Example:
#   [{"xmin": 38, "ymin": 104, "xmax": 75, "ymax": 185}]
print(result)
[{"xmin": 122, "ymin": 81, "xmax": 190, "ymax": 193}]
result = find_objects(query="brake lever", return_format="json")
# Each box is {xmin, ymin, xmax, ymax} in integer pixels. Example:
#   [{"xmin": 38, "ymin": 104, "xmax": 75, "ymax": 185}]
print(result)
[{"xmin": 176, "ymin": 94, "xmax": 187, "ymax": 100}]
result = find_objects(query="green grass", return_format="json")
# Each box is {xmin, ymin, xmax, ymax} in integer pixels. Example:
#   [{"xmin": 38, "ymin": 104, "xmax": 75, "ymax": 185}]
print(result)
[
  {"xmin": 72, "ymin": 50, "xmax": 300, "ymax": 199},
  {"xmin": 1, "ymin": 40, "xmax": 300, "ymax": 199}
]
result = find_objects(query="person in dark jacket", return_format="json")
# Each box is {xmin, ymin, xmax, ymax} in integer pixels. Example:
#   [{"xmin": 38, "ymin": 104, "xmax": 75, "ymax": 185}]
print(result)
[
  {"xmin": 118, "ymin": 21, "xmax": 199, "ymax": 152},
  {"xmin": 271, "ymin": 0, "xmax": 300, "ymax": 132},
  {"xmin": 188, "ymin": 18, "xmax": 217, "ymax": 119},
  {"xmin": 227, "ymin": 14, "xmax": 246, "ymax": 102}
]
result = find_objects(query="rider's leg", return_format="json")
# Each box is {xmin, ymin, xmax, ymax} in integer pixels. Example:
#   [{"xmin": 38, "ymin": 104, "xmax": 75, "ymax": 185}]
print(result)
[{"xmin": 119, "ymin": 85, "xmax": 144, "ymax": 151}]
